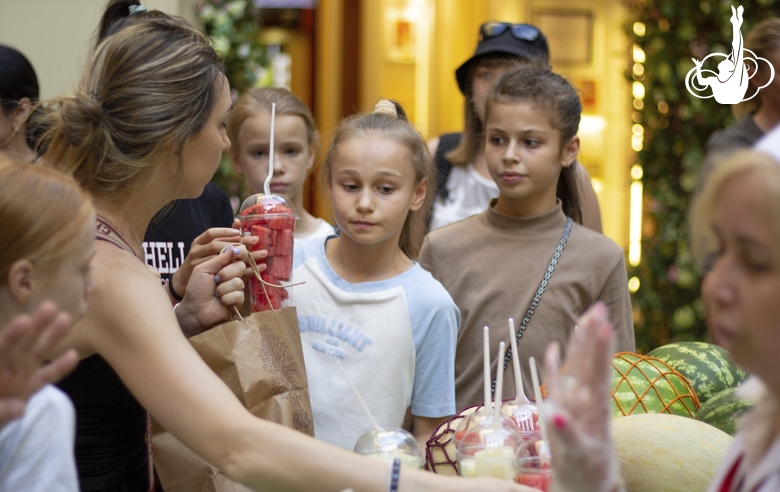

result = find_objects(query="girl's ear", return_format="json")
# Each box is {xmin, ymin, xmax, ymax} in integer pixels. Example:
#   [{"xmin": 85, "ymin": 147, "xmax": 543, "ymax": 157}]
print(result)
[
  {"xmin": 409, "ymin": 177, "xmax": 428, "ymax": 212},
  {"xmin": 560, "ymin": 136, "xmax": 580, "ymax": 168},
  {"xmin": 7, "ymin": 259, "xmax": 36, "ymax": 307},
  {"xmin": 12, "ymin": 97, "xmax": 32, "ymax": 129}
]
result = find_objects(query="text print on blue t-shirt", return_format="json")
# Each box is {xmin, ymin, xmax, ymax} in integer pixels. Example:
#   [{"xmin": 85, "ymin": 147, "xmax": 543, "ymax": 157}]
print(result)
[{"xmin": 298, "ymin": 315, "xmax": 374, "ymax": 359}]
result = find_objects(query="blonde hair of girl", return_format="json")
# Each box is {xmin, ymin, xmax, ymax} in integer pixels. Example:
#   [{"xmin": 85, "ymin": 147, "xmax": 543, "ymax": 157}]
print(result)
[
  {"xmin": 321, "ymin": 99, "xmax": 436, "ymax": 258},
  {"xmin": 0, "ymin": 156, "xmax": 93, "ymax": 280},
  {"xmin": 227, "ymin": 87, "xmax": 318, "ymax": 151}
]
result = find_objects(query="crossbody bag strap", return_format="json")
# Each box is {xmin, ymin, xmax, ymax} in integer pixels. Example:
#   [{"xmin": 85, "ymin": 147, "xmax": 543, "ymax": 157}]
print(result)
[{"xmin": 491, "ymin": 217, "xmax": 573, "ymax": 397}]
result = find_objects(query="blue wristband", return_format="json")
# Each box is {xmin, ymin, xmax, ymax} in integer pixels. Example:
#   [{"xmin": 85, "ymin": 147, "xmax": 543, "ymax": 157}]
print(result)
[{"xmin": 388, "ymin": 458, "xmax": 401, "ymax": 492}]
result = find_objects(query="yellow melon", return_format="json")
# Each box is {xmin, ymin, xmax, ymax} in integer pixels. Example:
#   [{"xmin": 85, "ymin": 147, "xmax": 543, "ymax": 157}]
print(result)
[{"xmin": 613, "ymin": 413, "xmax": 733, "ymax": 492}]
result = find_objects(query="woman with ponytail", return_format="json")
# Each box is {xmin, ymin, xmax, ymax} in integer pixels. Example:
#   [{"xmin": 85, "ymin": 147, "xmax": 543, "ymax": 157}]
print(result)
[{"xmin": 36, "ymin": 4, "xmax": 527, "ymax": 492}]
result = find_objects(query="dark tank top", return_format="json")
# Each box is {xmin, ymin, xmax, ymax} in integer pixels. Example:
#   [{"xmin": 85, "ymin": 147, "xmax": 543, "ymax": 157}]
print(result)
[{"xmin": 57, "ymin": 216, "xmax": 159, "ymax": 492}]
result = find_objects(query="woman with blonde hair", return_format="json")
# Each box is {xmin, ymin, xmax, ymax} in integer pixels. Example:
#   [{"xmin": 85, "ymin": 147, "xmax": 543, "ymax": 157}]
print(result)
[{"xmin": 36, "ymin": 5, "xmax": 529, "ymax": 492}]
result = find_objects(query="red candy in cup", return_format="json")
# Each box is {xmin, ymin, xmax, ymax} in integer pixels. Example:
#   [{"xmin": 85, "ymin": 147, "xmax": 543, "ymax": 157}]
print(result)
[{"xmin": 238, "ymin": 194, "xmax": 297, "ymax": 312}]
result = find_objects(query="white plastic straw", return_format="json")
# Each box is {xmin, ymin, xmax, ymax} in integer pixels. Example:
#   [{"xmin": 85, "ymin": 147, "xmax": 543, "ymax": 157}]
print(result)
[
  {"xmin": 528, "ymin": 357, "xmax": 548, "ymax": 444},
  {"xmin": 491, "ymin": 342, "xmax": 506, "ymax": 429},
  {"xmin": 263, "ymin": 102, "xmax": 276, "ymax": 195},
  {"xmin": 483, "ymin": 326, "xmax": 491, "ymax": 414},
  {"xmin": 508, "ymin": 318, "xmax": 526, "ymax": 403},
  {"xmin": 336, "ymin": 360, "xmax": 383, "ymax": 433}
]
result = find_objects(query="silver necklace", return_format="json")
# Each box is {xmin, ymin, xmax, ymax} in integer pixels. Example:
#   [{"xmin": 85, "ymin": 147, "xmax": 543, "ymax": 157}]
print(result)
[{"xmin": 111, "ymin": 195, "xmax": 143, "ymax": 256}]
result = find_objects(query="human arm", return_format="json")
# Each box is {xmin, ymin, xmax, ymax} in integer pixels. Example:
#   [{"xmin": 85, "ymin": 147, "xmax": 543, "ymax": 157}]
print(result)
[
  {"xmin": 0, "ymin": 302, "xmax": 78, "ymax": 427},
  {"xmin": 408, "ymin": 275, "xmax": 459, "ymax": 451},
  {"xmin": 544, "ymin": 302, "xmax": 624, "ymax": 492},
  {"xmin": 413, "ymin": 415, "xmax": 447, "ymax": 450},
  {"xmin": 75, "ymin": 241, "xmax": 531, "ymax": 491}
]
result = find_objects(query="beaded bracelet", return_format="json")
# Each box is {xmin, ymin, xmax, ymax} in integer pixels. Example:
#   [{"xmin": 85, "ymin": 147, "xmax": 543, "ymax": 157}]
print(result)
[{"xmin": 388, "ymin": 458, "xmax": 401, "ymax": 492}]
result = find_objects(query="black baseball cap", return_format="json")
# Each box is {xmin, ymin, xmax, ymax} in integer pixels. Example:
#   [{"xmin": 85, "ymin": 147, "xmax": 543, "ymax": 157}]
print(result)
[{"xmin": 455, "ymin": 22, "xmax": 549, "ymax": 94}]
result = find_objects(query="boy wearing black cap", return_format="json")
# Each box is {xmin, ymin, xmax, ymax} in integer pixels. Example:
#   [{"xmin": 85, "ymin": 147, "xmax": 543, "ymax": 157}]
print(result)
[{"xmin": 427, "ymin": 22, "xmax": 603, "ymax": 232}]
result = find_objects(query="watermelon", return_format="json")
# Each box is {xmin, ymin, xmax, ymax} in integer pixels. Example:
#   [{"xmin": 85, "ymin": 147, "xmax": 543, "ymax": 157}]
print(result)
[
  {"xmin": 276, "ymin": 229, "xmax": 294, "ymax": 257},
  {"xmin": 647, "ymin": 342, "xmax": 748, "ymax": 404},
  {"xmin": 610, "ymin": 352, "xmax": 700, "ymax": 418},
  {"xmin": 239, "ymin": 195, "xmax": 296, "ymax": 312},
  {"xmin": 613, "ymin": 413, "xmax": 732, "ymax": 492},
  {"xmin": 250, "ymin": 224, "xmax": 277, "ymax": 256},
  {"xmin": 269, "ymin": 255, "xmax": 293, "ymax": 280},
  {"xmin": 695, "ymin": 386, "xmax": 754, "ymax": 436}
]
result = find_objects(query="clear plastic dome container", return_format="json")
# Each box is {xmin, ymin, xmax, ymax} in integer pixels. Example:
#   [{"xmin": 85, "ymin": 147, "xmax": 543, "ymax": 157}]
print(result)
[
  {"xmin": 453, "ymin": 404, "xmax": 519, "ymax": 449},
  {"xmin": 515, "ymin": 434, "xmax": 552, "ymax": 490},
  {"xmin": 237, "ymin": 193, "xmax": 297, "ymax": 312},
  {"xmin": 455, "ymin": 419, "xmax": 523, "ymax": 481},
  {"xmin": 238, "ymin": 193, "xmax": 297, "ymax": 218},
  {"xmin": 353, "ymin": 429, "xmax": 423, "ymax": 469},
  {"xmin": 501, "ymin": 400, "xmax": 541, "ymax": 440}
]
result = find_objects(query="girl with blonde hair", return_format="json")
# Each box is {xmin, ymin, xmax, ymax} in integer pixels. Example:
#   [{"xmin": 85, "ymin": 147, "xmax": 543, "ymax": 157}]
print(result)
[{"xmin": 228, "ymin": 87, "xmax": 335, "ymax": 239}]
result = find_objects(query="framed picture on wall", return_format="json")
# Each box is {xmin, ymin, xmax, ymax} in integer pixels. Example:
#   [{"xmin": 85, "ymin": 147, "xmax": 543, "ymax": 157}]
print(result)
[{"xmin": 535, "ymin": 10, "xmax": 593, "ymax": 65}]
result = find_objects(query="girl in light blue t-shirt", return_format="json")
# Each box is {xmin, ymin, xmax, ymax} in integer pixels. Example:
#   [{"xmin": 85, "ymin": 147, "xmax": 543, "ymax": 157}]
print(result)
[{"xmin": 293, "ymin": 100, "xmax": 459, "ymax": 451}]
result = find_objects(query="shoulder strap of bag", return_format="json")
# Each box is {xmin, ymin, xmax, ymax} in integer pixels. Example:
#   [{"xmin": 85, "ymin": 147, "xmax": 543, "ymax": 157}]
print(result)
[
  {"xmin": 491, "ymin": 217, "xmax": 573, "ymax": 396},
  {"xmin": 434, "ymin": 132, "xmax": 461, "ymax": 200}
]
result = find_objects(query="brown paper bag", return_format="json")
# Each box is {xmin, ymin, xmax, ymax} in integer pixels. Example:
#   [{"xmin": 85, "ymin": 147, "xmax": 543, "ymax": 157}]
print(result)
[{"xmin": 152, "ymin": 307, "xmax": 314, "ymax": 492}]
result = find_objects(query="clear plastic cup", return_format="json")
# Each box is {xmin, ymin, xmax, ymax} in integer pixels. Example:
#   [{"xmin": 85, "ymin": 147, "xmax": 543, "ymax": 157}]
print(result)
[
  {"xmin": 453, "ymin": 405, "xmax": 519, "ymax": 449},
  {"xmin": 501, "ymin": 401, "xmax": 541, "ymax": 441},
  {"xmin": 515, "ymin": 434, "xmax": 552, "ymax": 489},
  {"xmin": 514, "ymin": 456, "xmax": 552, "ymax": 491},
  {"xmin": 456, "ymin": 421, "xmax": 523, "ymax": 481},
  {"xmin": 353, "ymin": 429, "xmax": 423, "ymax": 469},
  {"xmin": 238, "ymin": 193, "xmax": 297, "ymax": 312}
]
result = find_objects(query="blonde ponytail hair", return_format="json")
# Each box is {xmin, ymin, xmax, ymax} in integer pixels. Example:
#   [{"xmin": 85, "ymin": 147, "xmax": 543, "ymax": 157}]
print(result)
[
  {"xmin": 321, "ymin": 100, "xmax": 436, "ymax": 259},
  {"xmin": 37, "ymin": 17, "xmax": 224, "ymax": 196}
]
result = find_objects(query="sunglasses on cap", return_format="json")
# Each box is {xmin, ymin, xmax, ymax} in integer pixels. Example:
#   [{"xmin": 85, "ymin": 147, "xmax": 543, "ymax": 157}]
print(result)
[{"xmin": 479, "ymin": 22, "xmax": 541, "ymax": 42}]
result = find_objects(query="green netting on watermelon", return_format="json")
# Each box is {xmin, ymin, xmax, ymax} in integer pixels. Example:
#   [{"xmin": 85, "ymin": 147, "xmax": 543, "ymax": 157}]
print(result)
[{"xmin": 610, "ymin": 352, "xmax": 700, "ymax": 418}]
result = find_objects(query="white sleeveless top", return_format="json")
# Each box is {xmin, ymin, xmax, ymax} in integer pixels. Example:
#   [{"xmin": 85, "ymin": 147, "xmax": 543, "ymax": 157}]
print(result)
[{"xmin": 430, "ymin": 163, "xmax": 498, "ymax": 231}]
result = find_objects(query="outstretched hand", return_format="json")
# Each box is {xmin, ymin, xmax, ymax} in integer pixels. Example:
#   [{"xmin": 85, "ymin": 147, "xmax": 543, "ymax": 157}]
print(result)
[
  {"xmin": 543, "ymin": 302, "xmax": 622, "ymax": 492},
  {"xmin": 0, "ymin": 302, "xmax": 79, "ymax": 428}
]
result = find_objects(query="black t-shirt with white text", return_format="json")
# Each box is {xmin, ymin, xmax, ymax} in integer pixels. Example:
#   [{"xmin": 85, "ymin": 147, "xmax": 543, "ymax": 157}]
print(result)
[{"xmin": 143, "ymin": 182, "xmax": 234, "ymax": 282}]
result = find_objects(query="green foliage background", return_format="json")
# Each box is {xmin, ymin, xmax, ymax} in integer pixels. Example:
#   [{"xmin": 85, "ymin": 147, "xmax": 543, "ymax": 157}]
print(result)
[
  {"xmin": 196, "ymin": 0, "xmax": 271, "ymax": 201},
  {"xmin": 626, "ymin": 0, "xmax": 778, "ymax": 353}
]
